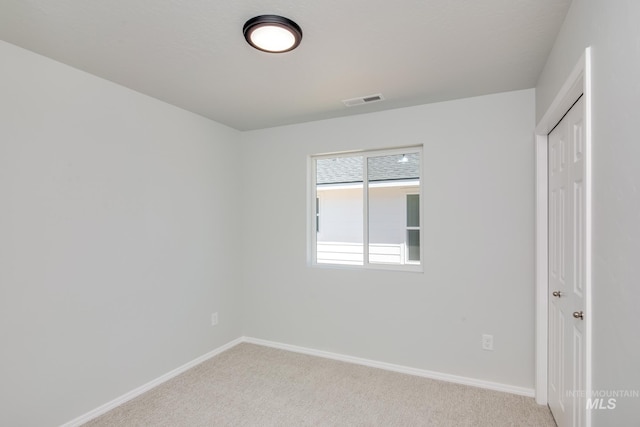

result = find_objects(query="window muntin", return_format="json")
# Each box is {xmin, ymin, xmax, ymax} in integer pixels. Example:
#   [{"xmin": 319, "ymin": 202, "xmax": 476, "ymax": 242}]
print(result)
[{"xmin": 311, "ymin": 147, "xmax": 422, "ymax": 271}]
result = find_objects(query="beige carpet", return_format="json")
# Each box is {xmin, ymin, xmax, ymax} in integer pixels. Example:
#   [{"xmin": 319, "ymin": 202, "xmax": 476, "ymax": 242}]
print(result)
[{"xmin": 84, "ymin": 343, "xmax": 556, "ymax": 426}]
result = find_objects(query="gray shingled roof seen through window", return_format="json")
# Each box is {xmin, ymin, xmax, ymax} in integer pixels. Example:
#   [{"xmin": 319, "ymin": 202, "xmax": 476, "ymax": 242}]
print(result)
[{"xmin": 316, "ymin": 153, "xmax": 419, "ymax": 185}]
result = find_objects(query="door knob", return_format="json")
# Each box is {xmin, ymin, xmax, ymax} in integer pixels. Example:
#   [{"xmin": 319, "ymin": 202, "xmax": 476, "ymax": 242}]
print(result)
[
  {"xmin": 552, "ymin": 291, "xmax": 562, "ymax": 297},
  {"xmin": 573, "ymin": 311, "xmax": 584, "ymax": 320}
]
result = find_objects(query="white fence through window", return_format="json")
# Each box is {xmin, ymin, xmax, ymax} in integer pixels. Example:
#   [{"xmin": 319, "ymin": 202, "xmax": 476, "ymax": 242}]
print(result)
[{"xmin": 316, "ymin": 242, "xmax": 405, "ymax": 265}]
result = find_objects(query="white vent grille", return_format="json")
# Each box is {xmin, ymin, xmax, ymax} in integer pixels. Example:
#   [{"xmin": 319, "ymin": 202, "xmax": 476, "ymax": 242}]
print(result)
[{"xmin": 342, "ymin": 93, "xmax": 385, "ymax": 107}]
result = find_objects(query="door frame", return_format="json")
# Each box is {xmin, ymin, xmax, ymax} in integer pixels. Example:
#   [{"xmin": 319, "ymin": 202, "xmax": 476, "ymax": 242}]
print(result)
[{"xmin": 534, "ymin": 47, "xmax": 592, "ymax": 426}]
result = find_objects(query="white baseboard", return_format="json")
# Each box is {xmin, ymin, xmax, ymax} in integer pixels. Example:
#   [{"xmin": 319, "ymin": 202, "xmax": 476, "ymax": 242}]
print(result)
[
  {"xmin": 62, "ymin": 335, "xmax": 535, "ymax": 426},
  {"xmin": 243, "ymin": 337, "xmax": 535, "ymax": 398},
  {"xmin": 60, "ymin": 337, "xmax": 244, "ymax": 427}
]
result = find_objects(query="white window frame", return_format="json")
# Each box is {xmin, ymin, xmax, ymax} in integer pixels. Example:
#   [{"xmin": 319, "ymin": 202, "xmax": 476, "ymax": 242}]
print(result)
[{"xmin": 309, "ymin": 146, "xmax": 423, "ymax": 272}]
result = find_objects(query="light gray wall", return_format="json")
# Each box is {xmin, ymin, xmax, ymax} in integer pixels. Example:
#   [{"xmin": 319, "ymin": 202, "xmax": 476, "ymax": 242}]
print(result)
[
  {"xmin": 240, "ymin": 89, "xmax": 536, "ymax": 390},
  {"xmin": 536, "ymin": 1, "xmax": 640, "ymax": 424},
  {"xmin": 0, "ymin": 40, "xmax": 243, "ymax": 426}
]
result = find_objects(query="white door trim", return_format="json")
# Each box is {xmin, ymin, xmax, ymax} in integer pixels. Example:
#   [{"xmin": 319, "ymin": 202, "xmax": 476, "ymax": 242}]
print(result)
[{"xmin": 534, "ymin": 47, "xmax": 592, "ymax": 427}]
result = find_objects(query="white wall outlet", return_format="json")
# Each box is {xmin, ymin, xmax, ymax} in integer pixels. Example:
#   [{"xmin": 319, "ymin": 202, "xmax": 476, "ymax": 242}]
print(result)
[
  {"xmin": 211, "ymin": 312, "xmax": 219, "ymax": 326},
  {"xmin": 482, "ymin": 334, "xmax": 493, "ymax": 351}
]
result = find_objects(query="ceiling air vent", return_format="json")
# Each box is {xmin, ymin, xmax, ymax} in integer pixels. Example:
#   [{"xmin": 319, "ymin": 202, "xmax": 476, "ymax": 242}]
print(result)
[{"xmin": 342, "ymin": 93, "xmax": 385, "ymax": 107}]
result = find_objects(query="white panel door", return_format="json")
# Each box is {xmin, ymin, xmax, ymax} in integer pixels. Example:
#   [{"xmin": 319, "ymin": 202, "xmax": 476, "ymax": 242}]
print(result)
[{"xmin": 548, "ymin": 96, "xmax": 586, "ymax": 427}]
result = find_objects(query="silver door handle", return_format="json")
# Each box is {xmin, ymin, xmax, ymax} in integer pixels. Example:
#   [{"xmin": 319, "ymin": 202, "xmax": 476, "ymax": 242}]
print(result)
[
  {"xmin": 573, "ymin": 311, "xmax": 584, "ymax": 320},
  {"xmin": 552, "ymin": 291, "xmax": 562, "ymax": 297}
]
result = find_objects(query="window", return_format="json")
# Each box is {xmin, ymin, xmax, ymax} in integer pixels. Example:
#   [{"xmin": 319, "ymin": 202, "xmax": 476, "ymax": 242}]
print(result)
[
  {"xmin": 311, "ymin": 147, "xmax": 422, "ymax": 271},
  {"xmin": 406, "ymin": 194, "xmax": 420, "ymax": 263}
]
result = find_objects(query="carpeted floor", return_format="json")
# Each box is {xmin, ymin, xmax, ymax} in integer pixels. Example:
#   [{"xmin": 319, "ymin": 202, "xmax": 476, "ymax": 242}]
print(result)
[{"xmin": 84, "ymin": 343, "xmax": 556, "ymax": 426}]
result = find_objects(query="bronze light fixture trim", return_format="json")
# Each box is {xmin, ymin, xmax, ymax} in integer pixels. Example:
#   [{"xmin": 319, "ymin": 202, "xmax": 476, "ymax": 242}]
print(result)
[{"xmin": 243, "ymin": 15, "xmax": 303, "ymax": 53}]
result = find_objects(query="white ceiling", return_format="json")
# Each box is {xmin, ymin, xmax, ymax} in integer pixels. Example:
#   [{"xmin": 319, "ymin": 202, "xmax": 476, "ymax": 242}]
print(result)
[{"xmin": 0, "ymin": 0, "xmax": 572, "ymax": 131}]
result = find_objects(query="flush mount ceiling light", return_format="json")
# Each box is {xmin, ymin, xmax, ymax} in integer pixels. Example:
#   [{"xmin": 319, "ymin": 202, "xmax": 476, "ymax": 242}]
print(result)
[{"xmin": 243, "ymin": 15, "xmax": 302, "ymax": 53}]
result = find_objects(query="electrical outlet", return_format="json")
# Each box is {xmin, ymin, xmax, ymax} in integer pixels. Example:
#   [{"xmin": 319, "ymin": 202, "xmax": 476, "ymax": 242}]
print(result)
[
  {"xmin": 211, "ymin": 312, "xmax": 219, "ymax": 326},
  {"xmin": 482, "ymin": 334, "xmax": 493, "ymax": 351}
]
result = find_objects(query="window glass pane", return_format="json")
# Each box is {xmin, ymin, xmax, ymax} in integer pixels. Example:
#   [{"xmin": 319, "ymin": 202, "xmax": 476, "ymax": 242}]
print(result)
[
  {"xmin": 407, "ymin": 194, "xmax": 420, "ymax": 227},
  {"xmin": 315, "ymin": 157, "xmax": 363, "ymax": 265},
  {"xmin": 367, "ymin": 153, "xmax": 420, "ymax": 265},
  {"xmin": 407, "ymin": 229, "xmax": 420, "ymax": 261}
]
